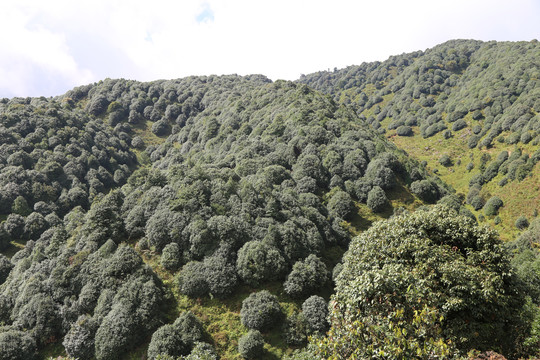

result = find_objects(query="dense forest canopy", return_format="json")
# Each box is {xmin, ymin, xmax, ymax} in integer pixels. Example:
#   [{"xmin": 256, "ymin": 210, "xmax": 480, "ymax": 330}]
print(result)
[{"xmin": 0, "ymin": 39, "xmax": 538, "ymax": 360}]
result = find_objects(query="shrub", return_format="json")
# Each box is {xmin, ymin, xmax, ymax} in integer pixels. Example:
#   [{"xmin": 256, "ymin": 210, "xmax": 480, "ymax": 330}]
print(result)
[
  {"xmin": 4, "ymin": 214, "xmax": 25, "ymax": 239},
  {"xmin": 332, "ymin": 263, "xmax": 343, "ymax": 283},
  {"xmin": 442, "ymin": 130, "xmax": 452, "ymax": 139},
  {"xmin": 14, "ymin": 293, "xmax": 61, "ymax": 345},
  {"xmin": 452, "ymin": 119, "xmax": 467, "ymax": 131},
  {"xmin": 516, "ymin": 216, "xmax": 530, "ymax": 230},
  {"xmin": 0, "ymin": 226, "xmax": 10, "ymax": 251},
  {"xmin": 438, "ymin": 154, "xmax": 452, "ymax": 167},
  {"xmin": 173, "ymin": 311, "xmax": 205, "ymax": 345},
  {"xmin": 327, "ymin": 190, "xmax": 355, "ymax": 219},
  {"xmin": 396, "ymin": 125, "xmax": 413, "ymax": 136},
  {"xmin": 131, "ymin": 136, "xmax": 144, "ymax": 149},
  {"xmin": 203, "ymin": 249, "xmax": 238, "ymax": 298},
  {"xmin": 176, "ymin": 261, "xmax": 209, "ymax": 298},
  {"xmin": 302, "ymin": 296, "xmax": 329, "ymax": 334},
  {"xmin": 469, "ymin": 173, "xmax": 485, "ymax": 187},
  {"xmin": 146, "ymin": 209, "xmax": 175, "ymax": 252},
  {"xmin": 0, "ymin": 330, "xmax": 37, "ymax": 360},
  {"xmin": 151, "ymin": 120, "xmax": 170, "ymax": 136},
  {"xmin": 161, "ymin": 243, "xmax": 181, "ymax": 271},
  {"xmin": 0, "ymin": 254, "xmax": 13, "ymax": 284},
  {"xmin": 94, "ymin": 304, "xmax": 137, "ymax": 360},
  {"xmin": 147, "ymin": 324, "xmax": 187, "ymax": 360},
  {"xmin": 180, "ymin": 342, "xmax": 217, "ymax": 360},
  {"xmin": 240, "ymin": 290, "xmax": 281, "ymax": 331},
  {"xmin": 366, "ymin": 186, "xmax": 389, "ymax": 213},
  {"xmin": 63, "ymin": 315, "xmax": 98, "ymax": 360},
  {"xmin": 24, "ymin": 212, "xmax": 48, "ymax": 240},
  {"xmin": 236, "ymin": 241, "xmax": 286, "ymax": 286},
  {"xmin": 12, "ymin": 196, "xmax": 31, "ymax": 216},
  {"xmin": 238, "ymin": 330, "xmax": 265, "ymax": 359},
  {"xmin": 283, "ymin": 255, "xmax": 328, "ymax": 298},
  {"xmin": 410, "ymin": 180, "xmax": 439, "ymax": 203},
  {"xmin": 470, "ymin": 195, "xmax": 485, "ymax": 210},
  {"xmin": 521, "ymin": 132, "xmax": 532, "ymax": 144},
  {"xmin": 484, "ymin": 196, "xmax": 504, "ymax": 216},
  {"xmin": 468, "ymin": 135, "xmax": 480, "ymax": 148}
]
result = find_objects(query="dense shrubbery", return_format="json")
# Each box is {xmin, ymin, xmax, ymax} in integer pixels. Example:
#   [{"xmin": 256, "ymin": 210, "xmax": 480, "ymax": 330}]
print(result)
[
  {"xmin": 0, "ymin": 192, "xmax": 165, "ymax": 360},
  {"xmin": 0, "ymin": 330, "xmax": 37, "ymax": 360},
  {"xmin": 300, "ymin": 39, "xmax": 540, "ymax": 188},
  {"xmin": 236, "ymin": 241, "xmax": 286, "ymax": 286},
  {"xmin": 366, "ymin": 186, "xmax": 389, "ymax": 212},
  {"xmin": 2, "ymin": 49, "xmax": 535, "ymax": 359}
]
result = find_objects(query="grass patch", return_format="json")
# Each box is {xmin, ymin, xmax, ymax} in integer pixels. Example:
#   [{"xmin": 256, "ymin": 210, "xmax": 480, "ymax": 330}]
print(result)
[{"xmin": 387, "ymin": 123, "xmax": 540, "ymax": 241}]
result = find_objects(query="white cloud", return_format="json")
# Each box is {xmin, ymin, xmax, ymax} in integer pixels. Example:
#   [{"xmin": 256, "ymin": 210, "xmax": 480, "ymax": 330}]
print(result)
[
  {"xmin": 0, "ymin": 0, "xmax": 538, "ymax": 97},
  {"xmin": 0, "ymin": 2, "xmax": 94, "ymax": 97}
]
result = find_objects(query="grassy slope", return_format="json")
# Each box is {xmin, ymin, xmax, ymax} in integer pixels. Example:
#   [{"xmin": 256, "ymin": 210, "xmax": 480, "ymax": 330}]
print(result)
[{"xmin": 388, "ymin": 117, "xmax": 539, "ymax": 241}]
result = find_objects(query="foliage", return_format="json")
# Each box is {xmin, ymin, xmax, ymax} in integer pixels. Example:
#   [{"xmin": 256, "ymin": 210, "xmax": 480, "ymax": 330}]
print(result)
[
  {"xmin": 238, "ymin": 330, "xmax": 265, "ymax": 359},
  {"xmin": 161, "ymin": 242, "xmax": 181, "ymax": 271},
  {"xmin": 176, "ymin": 261, "xmax": 209, "ymax": 298},
  {"xmin": 0, "ymin": 330, "xmax": 37, "ymax": 360},
  {"xmin": 282, "ymin": 312, "xmax": 308, "ymax": 346},
  {"xmin": 62, "ymin": 315, "xmax": 97, "ymax": 360},
  {"xmin": 438, "ymin": 154, "xmax": 452, "ymax": 167},
  {"xmin": 323, "ymin": 206, "xmax": 527, "ymax": 358},
  {"xmin": 396, "ymin": 125, "xmax": 413, "ymax": 136},
  {"xmin": 147, "ymin": 324, "xmax": 188, "ymax": 360},
  {"xmin": 283, "ymin": 254, "xmax": 328, "ymax": 298},
  {"xmin": 366, "ymin": 185, "xmax": 389, "ymax": 212},
  {"xmin": 410, "ymin": 179, "xmax": 440, "ymax": 203},
  {"xmin": 2, "ymin": 47, "xmax": 536, "ymax": 358},
  {"xmin": 236, "ymin": 240, "xmax": 286, "ymax": 286},
  {"xmin": 240, "ymin": 290, "xmax": 282, "ymax": 331},
  {"xmin": 484, "ymin": 196, "xmax": 504, "ymax": 216},
  {"xmin": 0, "ymin": 254, "xmax": 13, "ymax": 284},
  {"xmin": 515, "ymin": 216, "xmax": 529, "ymax": 230},
  {"xmin": 302, "ymin": 295, "xmax": 329, "ymax": 334},
  {"xmin": 179, "ymin": 342, "xmax": 218, "ymax": 360},
  {"xmin": 326, "ymin": 190, "xmax": 355, "ymax": 219}
]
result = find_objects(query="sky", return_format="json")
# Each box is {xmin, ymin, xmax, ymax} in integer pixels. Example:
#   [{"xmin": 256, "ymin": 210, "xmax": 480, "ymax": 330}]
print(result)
[{"xmin": 0, "ymin": 0, "xmax": 539, "ymax": 98}]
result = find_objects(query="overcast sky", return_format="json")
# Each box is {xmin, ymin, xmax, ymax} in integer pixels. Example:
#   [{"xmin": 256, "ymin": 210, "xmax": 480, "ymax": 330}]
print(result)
[{"xmin": 1, "ymin": 0, "xmax": 538, "ymax": 98}]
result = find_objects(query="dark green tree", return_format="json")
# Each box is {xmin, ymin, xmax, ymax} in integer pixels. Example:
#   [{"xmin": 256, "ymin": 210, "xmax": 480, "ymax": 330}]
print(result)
[
  {"xmin": 238, "ymin": 330, "xmax": 265, "ymax": 359},
  {"xmin": 240, "ymin": 290, "xmax": 282, "ymax": 331}
]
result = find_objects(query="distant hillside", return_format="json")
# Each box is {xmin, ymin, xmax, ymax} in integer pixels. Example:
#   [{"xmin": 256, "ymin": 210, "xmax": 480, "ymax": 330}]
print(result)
[{"xmin": 298, "ymin": 39, "xmax": 540, "ymax": 239}]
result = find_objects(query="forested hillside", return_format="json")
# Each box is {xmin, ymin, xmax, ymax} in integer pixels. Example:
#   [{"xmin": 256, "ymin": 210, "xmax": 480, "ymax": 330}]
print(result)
[
  {"xmin": 0, "ymin": 39, "xmax": 538, "ymax": 360},
  {"xmin": 299, "ymin": 39, "xmax": 540, "ymax": 240}
]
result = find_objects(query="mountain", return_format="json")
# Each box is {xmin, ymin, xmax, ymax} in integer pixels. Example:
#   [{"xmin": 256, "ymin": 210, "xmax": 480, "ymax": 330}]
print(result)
[
  {"xmin": 0, "ymin": 39, "xmax": 538, "ymax": 360},
  {"xmin": 298, "ymin": 39, "xmax": 540, "ymax": 240}
]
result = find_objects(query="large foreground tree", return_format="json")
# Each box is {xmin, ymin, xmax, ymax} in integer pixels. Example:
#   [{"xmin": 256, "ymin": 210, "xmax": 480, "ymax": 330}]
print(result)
[{"xmin": 316, "ymin": 206, "xmax": 529, "ymax": 359}]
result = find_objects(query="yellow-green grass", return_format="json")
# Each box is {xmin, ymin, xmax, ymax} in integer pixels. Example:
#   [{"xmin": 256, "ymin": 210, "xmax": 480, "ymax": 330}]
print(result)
[
  {"xmin": 388, "ymin": 122, "xmax": 539, "ymax": 241},
  {"xmin": 129, "ymin": 247, "xmax": 325, "ymax": 360}
]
